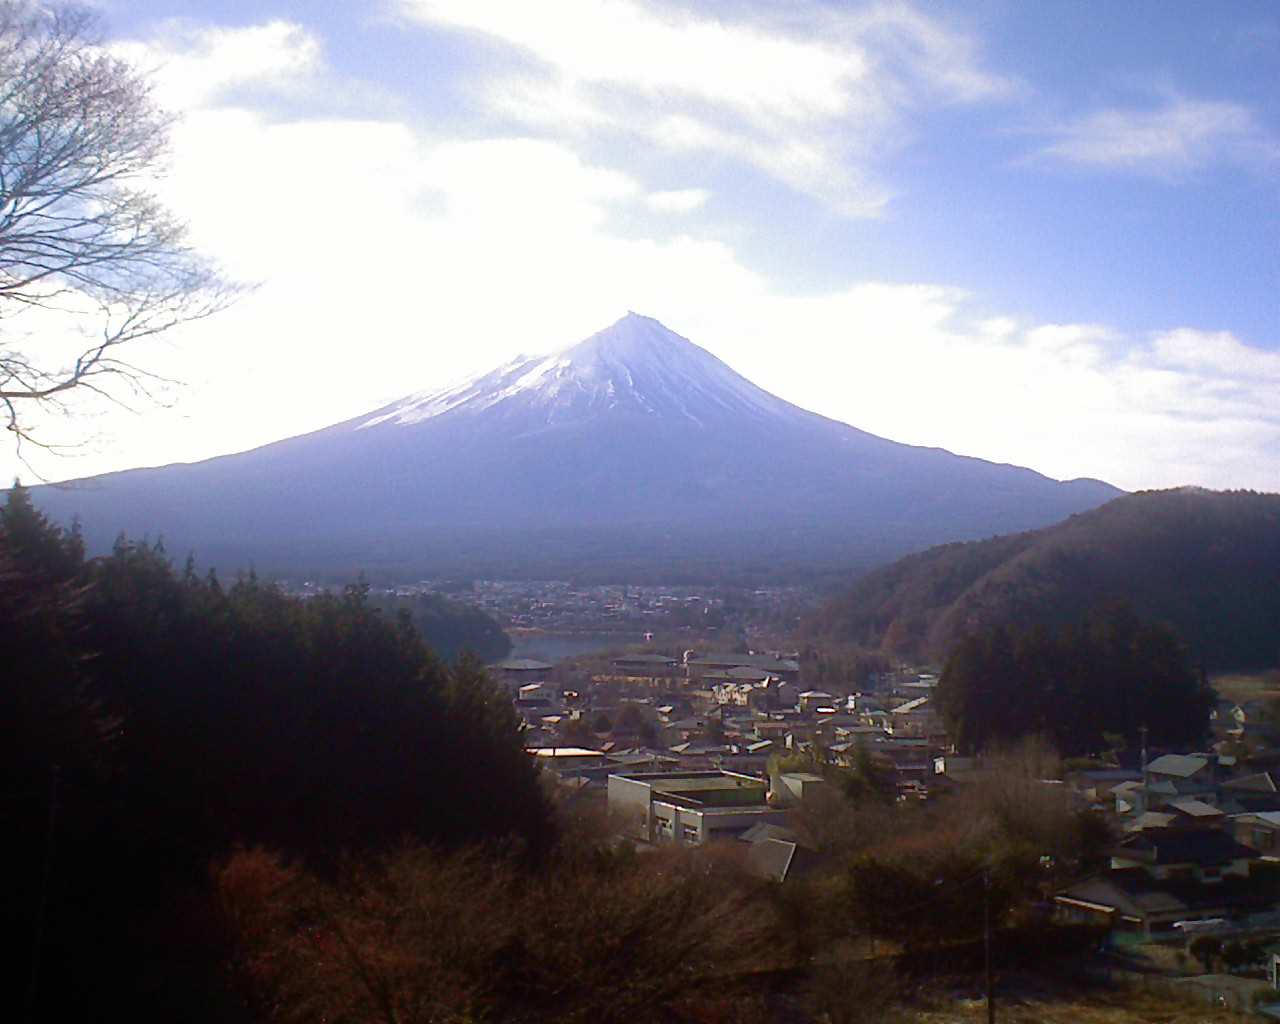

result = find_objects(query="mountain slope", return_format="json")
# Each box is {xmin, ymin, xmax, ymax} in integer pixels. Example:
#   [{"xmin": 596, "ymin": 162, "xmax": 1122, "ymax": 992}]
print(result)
[
  {"xmin": 28, "ymin": 313, "xmax": 1121, "ymax": 580},
  {"xmin": 803, "ymin": 488, "xmax": 1280, "ymax": 670}
]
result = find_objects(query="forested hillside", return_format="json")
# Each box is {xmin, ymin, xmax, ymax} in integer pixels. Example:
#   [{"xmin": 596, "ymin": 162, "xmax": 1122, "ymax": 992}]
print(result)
[
  {"xmin": 0, "ymin": 485, "xmax": 549, "ymax": 1020},
  {"xmin": 804, "ymin": 488, "xmax": 1280, "ymax": 670},
  {"xmin": 937, "ymin": 606, "xmax": 1214, "ymax": 755}
]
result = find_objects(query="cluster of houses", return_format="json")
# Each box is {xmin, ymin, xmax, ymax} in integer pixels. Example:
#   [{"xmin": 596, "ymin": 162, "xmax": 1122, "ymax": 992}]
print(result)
[
  {"xmin": 1054, "ymin": 693, "xmax": 1280, "ymax": 952},
  {"xmin": 495, "ymin": 651, "xmax": 954, "ymax": 880},
  {"xmin": 504, "ymin": 650, "xmax": 1280, "ymax": 965},
  {"xmin": 495, "ymin": 651, "xmax": 947, "ymax": 797},
  {"xmin": 1057, "ymin": 747, "xmax": 1280, "ymax": 943}
]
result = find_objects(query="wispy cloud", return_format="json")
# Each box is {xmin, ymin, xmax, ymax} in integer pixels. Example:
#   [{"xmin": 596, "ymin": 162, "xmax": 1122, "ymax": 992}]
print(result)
[
  {"xmin": 646, "ymin": 188, "xmax": 709, "ymax": 213},
  {"xmin": 1152, "ymin": 328, "xmax": 1280, "ymax": 384},
  {"xmin": 397, "ymin": 0, "xmax": 1016, "ymax": 216},
  {"xmin": 111, "ymin": 19, "xmax": 323, "ymax": 109},
  {"xmin": 1031, "ymin": 95, "xmax": 1277, "ymax": 178}
]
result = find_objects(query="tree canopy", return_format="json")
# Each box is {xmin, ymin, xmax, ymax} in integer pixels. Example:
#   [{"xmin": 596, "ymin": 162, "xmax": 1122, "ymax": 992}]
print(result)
[
  {"xmin": 935, "ymin": 604, "xmax": 1214, "ymax": 756},
  {"xmin": 368, "ymin": 589, "xmax": 511, "ymax": 664},
  {"xmin": 0, "ymin": 486, "xmax": 552, "ymax": 1018}
]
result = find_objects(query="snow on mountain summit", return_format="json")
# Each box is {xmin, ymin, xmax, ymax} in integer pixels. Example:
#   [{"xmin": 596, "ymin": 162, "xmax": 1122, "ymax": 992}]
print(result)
[
  {"xmin": 30, "ymin": 314, "xmax": 1124, "ymax": 575},
  {"xmin": 359, "ymin": 312, "xmax": 790, "ymax": 431}
]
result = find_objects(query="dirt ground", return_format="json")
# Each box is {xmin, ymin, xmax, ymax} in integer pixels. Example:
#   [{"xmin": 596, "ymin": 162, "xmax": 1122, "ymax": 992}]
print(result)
[{"xmin": 896, "ymin": 973, "xmax": 1258, "ymax": 1023}]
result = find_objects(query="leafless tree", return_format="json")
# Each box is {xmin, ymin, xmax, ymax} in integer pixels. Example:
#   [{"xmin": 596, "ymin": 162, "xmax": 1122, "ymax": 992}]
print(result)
[{"xmin": 0, "ymin": 1, "xmax": 235, "ymax": 460}]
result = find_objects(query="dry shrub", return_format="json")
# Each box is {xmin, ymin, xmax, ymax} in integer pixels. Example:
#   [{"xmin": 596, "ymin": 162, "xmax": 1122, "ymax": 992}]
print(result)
[
  {"xmin": 847, "ymin": 736, "xmax": 1106, "ymax": 887},
  {"xmin": 792, "ymin": 784, "xmax": 901, "ymax": 859},
  {"xmin": 214, "ymin": 840, "xmax": 783, "ymax": 1024},
  {"xmin": 806, "ymin": 960, "xmax": 905, "ymax": 1024}
]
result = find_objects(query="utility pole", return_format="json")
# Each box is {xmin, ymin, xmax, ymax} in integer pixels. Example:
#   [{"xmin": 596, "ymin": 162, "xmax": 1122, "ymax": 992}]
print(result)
[
  {"xmin": 984, "ymin": 868, "xmax": 995, "ymax": 1024},
  {"xmin": 1140, "ymin": 723, "xmax": 1150, "ymax": 815}
]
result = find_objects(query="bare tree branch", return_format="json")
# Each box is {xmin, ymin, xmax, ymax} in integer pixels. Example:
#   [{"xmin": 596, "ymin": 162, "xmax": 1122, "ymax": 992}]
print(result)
[{"xmin": 0, "ymin": 0, "xmax": 238, "ymax": 452}]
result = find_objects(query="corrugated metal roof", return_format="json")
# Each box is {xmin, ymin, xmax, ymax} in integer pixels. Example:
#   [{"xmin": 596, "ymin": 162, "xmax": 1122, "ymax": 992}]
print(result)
[
  {"xmin": 1169, "ymin": 798, "xmax": 1223, "ymax": 817},
  {"xmin": 747, "ymin": 838, "xmax": 797, "ymax": 882},
  {"xmin": 1146, "ymin": 753, "xmax": 1209, "ymax": 778},
  {"xmin": 1225, "ymin": 772, "xmax": 1278, "ymax": 793}
]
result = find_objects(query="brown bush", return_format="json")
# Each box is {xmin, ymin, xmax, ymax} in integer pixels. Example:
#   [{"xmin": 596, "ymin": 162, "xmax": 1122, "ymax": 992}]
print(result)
[{"xmin": 215, "ymin": 841, "xmax": 785, "ymax": 1024}]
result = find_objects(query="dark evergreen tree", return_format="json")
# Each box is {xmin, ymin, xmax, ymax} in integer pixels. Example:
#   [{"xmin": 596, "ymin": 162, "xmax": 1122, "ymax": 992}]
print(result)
[
  {"xmin": 937, "ymin": 605, "xmax": 1212, "ymax": 755},
  {"xmin": 0, "ymin": 494, "xmax": 556, "ymax": 1021}
]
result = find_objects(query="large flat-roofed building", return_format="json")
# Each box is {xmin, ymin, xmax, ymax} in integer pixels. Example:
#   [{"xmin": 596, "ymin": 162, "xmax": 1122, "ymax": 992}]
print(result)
[
  {"xmin": 610, "ymin": 653, "xmax": 679, "ymax": 677},
  {"xmin": 685, "ymin": 654, "xmax": 800, "ymax": 684},
  {"xmin": 489, "ymin": 658, "xmax": 554, "ymax": 693},
  {"xmin": 608, "ymin": 770, "xmax": 790, "ymax": 846}
]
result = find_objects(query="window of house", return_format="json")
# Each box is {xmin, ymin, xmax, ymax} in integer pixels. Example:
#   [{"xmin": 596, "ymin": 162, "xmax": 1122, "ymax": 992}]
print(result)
[{"xmin": 682, "ymin": 825, "xmax": 699, "ymax": 843}]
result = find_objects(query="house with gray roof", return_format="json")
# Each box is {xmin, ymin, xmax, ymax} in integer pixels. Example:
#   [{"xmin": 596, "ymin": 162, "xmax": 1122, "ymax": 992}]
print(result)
[
  {"xmin": 1232, "ymin": 811, "xmax": 1280, "ymax": 856},
  {"xmin": 1141, "ymin": 753, "xmax": 1221, "ymax": 810},
  {"xmin": 1055, "ymin": 828, "xmax": 1267, "ymax": 939},
  {"xmin": 745, "ymin": 837, "xmax": 826, "ymax": 883}
]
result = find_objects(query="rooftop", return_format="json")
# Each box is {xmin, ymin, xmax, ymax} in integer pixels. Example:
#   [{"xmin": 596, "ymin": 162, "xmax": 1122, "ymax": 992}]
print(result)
[
  {"xmin": 1235, "ymin": 811, "xmax": 1280, "ymax": 827},
  {"xmin": 1114, "ymin": 828, "xmax": 1258, "ymax": 866},
  {"xmin": 689, "ymin": 653, "xmax": 799, "ymax": 672},
  {"xmin": 612, "ymin": 653, "xmax": 677, "ymax": 664},
  {"xmin": 619, "ymin": 769, "xmax": 770, "ymax": 809},
  {"xmin": 1224, "ymin": 771, "xmax": 1278, "ymax": 793},
  {"xmin": 528, "ymin": 747, "xmax": 604, "ymax": 759},
  {"xmin": 1168, "ymin": 798, "xmax": 1224, "ymax": 818},
  {"xmin": 1146, "ymin": 753, "xmax": 1209, "ymax": 778},
  {"xmin": 492, "ymin": 657, "xmax": 554, "ymax": 671}
]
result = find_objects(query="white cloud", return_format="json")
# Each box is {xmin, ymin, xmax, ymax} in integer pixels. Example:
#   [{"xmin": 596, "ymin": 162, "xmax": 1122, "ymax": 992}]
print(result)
[
  {"xmin": 1152, "ymin": 328, "xmax": 1280, "ymax": 383},
  {"xmin": 841, "ymin": 2, "xmax": 1012, "ymax": 105},
  {"xmin": 111, "ymin": 19, "xmax": 323, "ymax": 109},
  {"xmin": 398, "ymin": 0, "xmax": 1015, "ymax": 216},
  {"xmin": 646, "ymin": 188, "xmax": 709, "ymax": 212},
  {"xmin": 1032, "ymin": 95, "xmax": 1276, "ymax": 177},
  {"xmin": 7, "ymin": 15, "xmax": 1277, "ymax": 499},
  {"xmin": 708, "ymin": 295, "xmax": 1279, "ymax": 493},
  {"xmin": 402, "ymin": 0, "xmax": 863, "ymax": 120}
]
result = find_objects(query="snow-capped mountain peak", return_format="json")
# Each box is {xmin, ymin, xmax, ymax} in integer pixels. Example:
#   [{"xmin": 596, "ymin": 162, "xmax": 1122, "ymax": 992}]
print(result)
[
  {"xmin": 358, "ymin": 312, "xmax": 786, "ymax": 431},
  {"xmin": 31, "ymin": 313, "xmax": 1123, "ymax": 578}
]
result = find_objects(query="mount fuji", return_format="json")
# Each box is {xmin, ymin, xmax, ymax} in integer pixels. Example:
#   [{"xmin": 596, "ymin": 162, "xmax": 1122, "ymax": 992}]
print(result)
[{"xmin": 30, "ymin": 313, "xmax": 1121, "ymax": 580}]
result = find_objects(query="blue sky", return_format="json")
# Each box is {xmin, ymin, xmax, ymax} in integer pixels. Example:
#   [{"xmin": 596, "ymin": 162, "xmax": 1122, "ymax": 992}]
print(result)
[{"xmin": 10, "ymin": 0, "xmax": 1278, "ymax": 491}]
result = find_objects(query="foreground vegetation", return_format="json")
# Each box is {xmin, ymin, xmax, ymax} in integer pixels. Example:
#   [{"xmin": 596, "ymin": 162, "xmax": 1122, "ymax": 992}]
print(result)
[
  {"xmin": 209, "ymin": 742, "xmax": 1119, "ymax": 1023},
  {"xmin": 1, "ymin": 485, "xmax": 549, "ymax": 1020}
]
